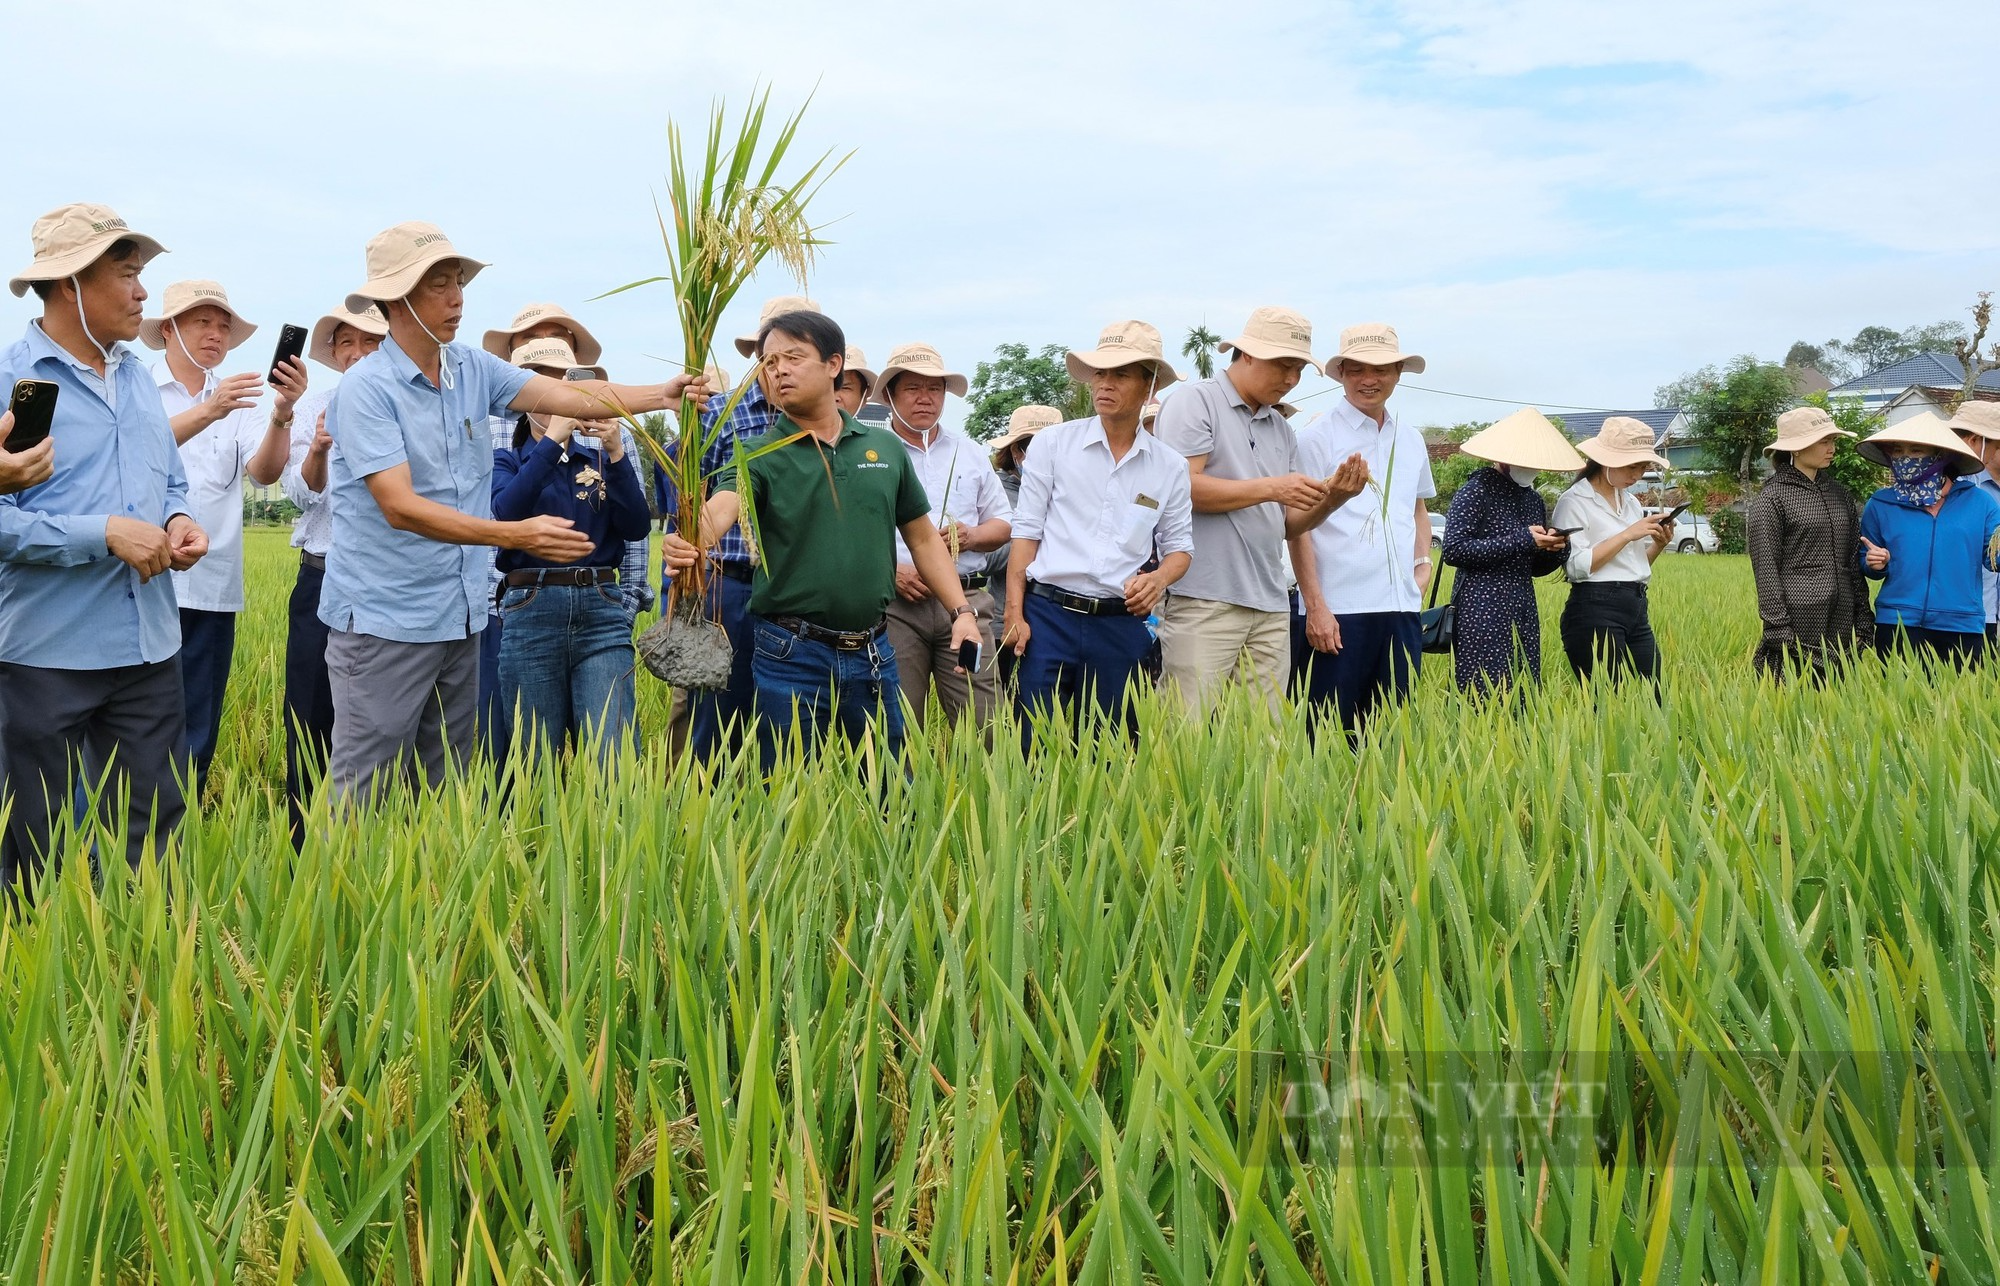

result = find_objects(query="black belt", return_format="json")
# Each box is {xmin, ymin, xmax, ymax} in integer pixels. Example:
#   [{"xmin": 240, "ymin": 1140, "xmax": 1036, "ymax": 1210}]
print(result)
[
  {"xmin": 300, "ymin": 550, "xmax": 325, "ymax": 572},
  {"xmin": 504, "ymin": 566, "xmax": 618, "ymax": 588},
  {"xmin": 960, "ymin": 573, "xmax": 989, "ymax": 590},
  {"xmin": 767, "ymin": 614, "xmax": 886, "ymax": 651},
  {"xmin": 1027, "ymin": 580, "xmax": 1128, "ymax": 616},
  {"xmin": 1571, "ymin": 580, "xmax": 1648, "ymax": 597},
  {"xmin": 714, "ymin": 561, "xmax": 754, "ymax": 584}
]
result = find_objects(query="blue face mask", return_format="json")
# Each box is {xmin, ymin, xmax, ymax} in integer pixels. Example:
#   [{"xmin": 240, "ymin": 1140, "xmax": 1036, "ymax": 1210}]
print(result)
[{"xmin": 1889, "ymin": 453, "xmax": 1947, "ymax": 506}]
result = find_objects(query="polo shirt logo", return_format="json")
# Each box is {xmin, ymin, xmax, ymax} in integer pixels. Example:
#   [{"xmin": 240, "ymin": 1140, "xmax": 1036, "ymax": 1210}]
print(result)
[{"xmin": 865, "ymin": 450, "xmax": 878, "ymax": 461}]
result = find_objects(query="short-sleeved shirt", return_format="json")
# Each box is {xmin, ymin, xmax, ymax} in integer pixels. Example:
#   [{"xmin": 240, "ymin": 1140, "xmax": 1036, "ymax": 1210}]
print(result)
[
  {"xmin": 715, "ymin": 411, "xmax": 929, "ymax": 631},
  {"xmin": 319, "ymin": 336, "xmax": 533, "ymax": 642},
  {"xmin": 155, "ymin": 363, "xmax": 271, "ymax": 612},
  {"xmin": 887, "ymin": 424, "xmax": 1012, "ymax": 575},
  {"xmin": 1153, "ymin": 371, "xmax": 1301, "ymax": 612},
  {"xmin": 1295, "ymin": 400, "xmax": 1436, "ymax": 614},
  {"xmin": 282, "ymin": 386, "xmax": 337, "ymax": 556}
]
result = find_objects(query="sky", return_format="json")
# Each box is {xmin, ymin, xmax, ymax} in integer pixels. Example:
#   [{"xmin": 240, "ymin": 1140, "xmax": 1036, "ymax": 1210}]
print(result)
[{"xmin": 2, "ymin": 0, "xmax": 1995, "ymax": 430}]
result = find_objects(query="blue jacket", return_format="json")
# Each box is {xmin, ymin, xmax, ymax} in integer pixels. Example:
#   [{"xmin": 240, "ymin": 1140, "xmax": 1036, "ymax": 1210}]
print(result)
[
  {"xmin": 492, "ymin": 433, "xmax": 651, "ymax": 574},
  {"xmin": 1858, "ymin": 480, "xmax": 2000, "ymax": 632}
]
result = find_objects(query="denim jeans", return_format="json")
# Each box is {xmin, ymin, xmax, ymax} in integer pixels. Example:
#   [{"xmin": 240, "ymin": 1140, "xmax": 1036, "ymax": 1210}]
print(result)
[
  {"xmin": 681, "ymin": 570, "xmax": 757, "ymax": 762},
  {"xmin": 749, "ymin": 614, "xmax": 904, "ymax": 773},
  {"xmin": 497, "ymin": 581, "xmax": 638, "ymax": 758}
]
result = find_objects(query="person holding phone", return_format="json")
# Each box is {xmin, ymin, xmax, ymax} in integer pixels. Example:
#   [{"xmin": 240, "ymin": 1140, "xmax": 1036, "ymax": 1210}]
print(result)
[
  {"xmin": 321, "ymin": 222, "xmax": 704, "ymax": 803},
  {"xmin": 1002, "ymin": 322, "xmax": 1193, "ymax": 746},
  {"xmin": 1747, "ymin": 405, "xmax": 1872, "ymax": 679},
  {"xmin": 1441, "ymin": 408, "xmax": 1582, "ymax": 698},
  {"xmin": 143, "ymin": 280, "xmax": 308, "ymax": 792},
  {"xmin": 489, "ymin": 337, "xmax": 650, "ymax": 760},
  {"xmin": 0, "ymin": 408, "xmax": 55, "ymax": 494},
  {"xmin": 872, "ymin": 342, "xmax": 1012, "ymax": 736},
  {"xmin": 0, "ymin": 202, "xmax": 207, "ymax": 896},
  {"xmin": 1549, "ymin": 417, "xmax": 1672, "ymax": 685}
]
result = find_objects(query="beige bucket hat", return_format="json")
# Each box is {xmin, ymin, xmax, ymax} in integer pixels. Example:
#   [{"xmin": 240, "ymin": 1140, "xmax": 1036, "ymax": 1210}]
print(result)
[
  {"xmin": 843, "ymin": 345, "xmax": 878, "ymax": 397},
  {"xmin": 1140, "ymin": 400, "xmax": 1162, "ymax": 427},
  {"xmin": 990, "ymin": 404, "xmax": 1062, "ymax": 458},
  {"xmin": 1946, "ymin": 401, "xmax": 2000, "ymax": 442},
  {"xmin": 9, "ymin": 202, "xmax": 167, "ymax": 298},
  {"xmin": 735, "ymin": 295, "xmax": 821, "ymax": 358},
  {"xmin": 345, "ymin": 221, "xmax": 487, "ymax": 314},
  {"xmin": 309, "ymin": 304, "xmax": 389, "ymax": 370},
  {"xmin": 1332, "ymin": 322, "xmax": 1425, "ymax": 375},
  {"xmin": 509, "ymin": 337, "xmax": 605, "ymax": 381},
  {"xmin": 140, "ymin": 280, "xmax": 258, "ymax": 352},
  {"xmin": 1459, "ymin": 407, "xmax": 1586, "ymax": 472},
  {"xmin": 482, "ymin": 302, "xmax": 603, "ymax": 365},
  {"xmin": 1764, "ymin": 405, "xmax": 1853, "ymax": 454},
  {"xmin": 1066, "ymin": 320, "xmax": 1180, "ymax": 389},
  {"xmin": 1577, "ymin": 416, "xmax": 1670, "ymax": 470},
  {"xmin": 1217, "ymin": 307, "xmax": 1321, "ymax": 374},
  {"xmin": 873, "ymin": 343, "xmax": 968, "ymax": 402},
  {"xmin": 1857, "ymin": 411, "xmax": 1983, "ymax": 475}
]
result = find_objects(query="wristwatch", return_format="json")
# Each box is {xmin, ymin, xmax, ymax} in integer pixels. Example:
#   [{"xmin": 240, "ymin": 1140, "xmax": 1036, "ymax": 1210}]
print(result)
[{"xmin": 952, "ymin": 604, "xmax": 975, "ymax": 619}]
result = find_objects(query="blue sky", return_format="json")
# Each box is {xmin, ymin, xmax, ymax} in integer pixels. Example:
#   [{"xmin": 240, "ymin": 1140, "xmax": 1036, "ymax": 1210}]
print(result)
[{"xmin": 2, "ymin": 0, "xmax": 1994, "ymax": 428}]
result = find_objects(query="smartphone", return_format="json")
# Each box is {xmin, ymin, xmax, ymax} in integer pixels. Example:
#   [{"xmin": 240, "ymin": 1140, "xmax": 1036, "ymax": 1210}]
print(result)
[
  {"xmin": 6, "ymin": 379, "xmax": 58, "ymax": 453},
  {"xmin": 1664, "ymin": 503, "xmax": 1691, "ymax": 524},
  {"xmin": 268, "ymin": 324, "xmax": 307, "ymax": 380},
  {"xmin": 1554, "ymin": 525, "xmax": 1585, "ymax": 537},
  {"xmin": 957, "ymin": 638, "xmax": 983, "ymax": 673}
]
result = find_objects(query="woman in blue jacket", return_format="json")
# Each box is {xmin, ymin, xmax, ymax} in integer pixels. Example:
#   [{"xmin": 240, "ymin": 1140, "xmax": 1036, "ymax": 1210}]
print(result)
[
  {"xmin": 493, "ymin": 338, "xmax": 654, "ymax": 756},
  {"xmin": 1856, "ymin": 412, "xmax": 2000, "ymax": 668}
]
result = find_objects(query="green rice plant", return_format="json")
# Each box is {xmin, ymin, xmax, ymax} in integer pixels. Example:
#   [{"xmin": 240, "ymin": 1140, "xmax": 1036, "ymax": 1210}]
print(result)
[{"xmin": 3, "ymin": 538, "xmax": 1997, "ymax": 1282}]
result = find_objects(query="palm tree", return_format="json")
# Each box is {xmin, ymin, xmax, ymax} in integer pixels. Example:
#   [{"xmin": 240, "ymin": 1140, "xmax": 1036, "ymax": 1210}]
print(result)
[{"xmin": 1182, "ymin": 325, "xmax": 1220, "ymax": 380}]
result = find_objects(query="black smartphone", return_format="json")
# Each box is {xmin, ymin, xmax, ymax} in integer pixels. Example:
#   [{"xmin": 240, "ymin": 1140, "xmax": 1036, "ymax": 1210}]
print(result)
[
  {"xmin": 6, "ymin": 379, "xmax": 58, "ymax": 453},
  {"xmin": 957, "ymin": 638, "xmax": 982, "ymax": 673},
  {"xmin": 268, "ymin": 324, "xmax": 307, "ymax": 380},
  {"xmin": 1555, "ymin": 525, "xmax": 1585, "ymax": 536},
  {"xmin": 1664, "ymin": 503, "xmax": 1691, "ymax": 524}
]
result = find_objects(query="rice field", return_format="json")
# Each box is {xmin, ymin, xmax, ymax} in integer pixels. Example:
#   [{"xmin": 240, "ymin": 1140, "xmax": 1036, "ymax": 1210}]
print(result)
[{"xmin": 2, "ymin": 527, "xmax": 1995, "ymax": 1284}]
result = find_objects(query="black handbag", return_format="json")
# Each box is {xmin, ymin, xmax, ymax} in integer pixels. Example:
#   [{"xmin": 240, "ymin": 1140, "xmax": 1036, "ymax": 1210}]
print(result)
[{"xmin": 1419, "ymin": 556, "xmax": 1454, "ymax": 654}]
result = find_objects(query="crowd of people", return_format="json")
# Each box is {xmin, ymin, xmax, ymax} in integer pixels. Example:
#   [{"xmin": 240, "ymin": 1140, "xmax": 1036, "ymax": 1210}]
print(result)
[{"xmin": 1, "ymin": 199, "xmax": 1995, "ymax": 899}]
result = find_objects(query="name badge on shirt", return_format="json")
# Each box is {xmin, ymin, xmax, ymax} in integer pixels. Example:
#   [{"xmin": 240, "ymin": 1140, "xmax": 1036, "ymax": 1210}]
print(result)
[{"xmin": 1134, "ymin": 494, "xmax": 1160, "ymax": 510}]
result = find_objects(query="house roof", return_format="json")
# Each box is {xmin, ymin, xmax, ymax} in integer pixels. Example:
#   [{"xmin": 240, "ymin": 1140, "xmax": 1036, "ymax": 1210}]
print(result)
[
  {"xmin": 1833, "ymin": 350, "xmax": 2000, "ymax": 395},
  {"xmin": 1558, "ymin": 407, "xmax": 1679, "ymax": 444}
]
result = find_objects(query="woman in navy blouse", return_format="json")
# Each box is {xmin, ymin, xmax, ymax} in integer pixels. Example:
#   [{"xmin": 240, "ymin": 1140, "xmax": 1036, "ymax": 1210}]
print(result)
[{"xmin": 492, "ymin": 339, "xmax": 652, "ymax": 758}]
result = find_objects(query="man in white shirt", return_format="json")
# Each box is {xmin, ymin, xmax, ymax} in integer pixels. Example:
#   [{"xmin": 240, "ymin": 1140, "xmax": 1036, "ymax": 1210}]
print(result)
[
  {"xmin": 1004, "ymin": 322, "xmax": 1193, "ymax": 743},
  {"xmin": 145, "ymin": 280, "xmax": 306, "ymax": 790},
  {"xmin": 875, "ymin": 343, "xmax": 1012, "ymax": 732},
  {"xmin": 1293, "ymin": 324, "xmax": 1433, "ymax": 733}
]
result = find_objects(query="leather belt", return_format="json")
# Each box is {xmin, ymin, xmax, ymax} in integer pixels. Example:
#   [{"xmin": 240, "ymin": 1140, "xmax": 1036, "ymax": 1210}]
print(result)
[
  {"xmin": 960, "ymin": 573, "xmax": 989, "ymax": 590},
  {"xmin": 767, "ymin": 614, "xmax": 886, "ymax": 651},
  {"xmin": 504, "ymin": 567, "xmax": 618, "ymax": 588},
  {"xmin": 714, "ymin": 560, "xmax": 754, "ymax": 584},
  {"xmin": 1027, "ymin": 580, "xmax": 1128, "ymax": 616},
  {"xmin": 300, "ymin": 550, "xmax": 326, "ymax": 572}
]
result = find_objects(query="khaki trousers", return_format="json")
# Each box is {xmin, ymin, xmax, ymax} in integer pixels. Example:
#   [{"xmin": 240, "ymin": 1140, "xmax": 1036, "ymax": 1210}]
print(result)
[
  {"xmin": 1157, "ymin": 594, "xmax": 1290, "ymax": 716},
  {"xmin": 884, "ymin": 587, "xmax": 999, "ymax": 731}
]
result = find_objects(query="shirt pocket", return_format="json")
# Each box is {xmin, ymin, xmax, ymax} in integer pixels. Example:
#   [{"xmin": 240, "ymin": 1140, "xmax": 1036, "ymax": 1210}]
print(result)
[{"xmin": 1116, "ymin": 500, "xmax": 1160, "ymax": 561}]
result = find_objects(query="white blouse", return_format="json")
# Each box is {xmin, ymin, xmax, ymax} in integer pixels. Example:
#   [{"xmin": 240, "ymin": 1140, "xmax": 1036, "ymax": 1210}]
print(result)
[{"xmin": 1551, "ymin": 478, "xmax": 1654, "ymax": 584}]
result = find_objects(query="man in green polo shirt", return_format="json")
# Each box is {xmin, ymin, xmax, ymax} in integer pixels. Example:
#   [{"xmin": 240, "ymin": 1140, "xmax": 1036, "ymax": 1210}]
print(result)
[{"xmin": 663, "ymin": 310, "xmax": 978, "ymax": 769}]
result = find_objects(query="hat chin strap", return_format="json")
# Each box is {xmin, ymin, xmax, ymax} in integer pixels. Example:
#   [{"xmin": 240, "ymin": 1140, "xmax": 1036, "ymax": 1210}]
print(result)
[
  {"xmin": 400, "ymin": 299, "xmax": 455, "ymax": 390},
  {"xmin": 70, "ymin": 277, "xmax": 114, "ymax": 370},
  {"xmin": 169, "ymin": 320, "xmax": 219, "ymax": 399}
]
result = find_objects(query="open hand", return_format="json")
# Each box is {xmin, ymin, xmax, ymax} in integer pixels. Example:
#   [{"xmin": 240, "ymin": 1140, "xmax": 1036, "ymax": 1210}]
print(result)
[{"xmin": 1324, "ymin": 454, "xmax": 1371, "ymax": 505}]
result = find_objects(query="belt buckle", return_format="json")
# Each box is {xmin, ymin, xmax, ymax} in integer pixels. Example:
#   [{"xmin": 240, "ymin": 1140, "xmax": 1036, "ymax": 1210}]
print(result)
[{"xmin": 834, "ymin": 632, "xmax": 866, "ymax": 651}]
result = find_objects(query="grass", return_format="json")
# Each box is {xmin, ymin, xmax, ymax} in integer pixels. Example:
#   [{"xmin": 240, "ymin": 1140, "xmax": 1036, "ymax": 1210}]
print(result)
[{"xmin": 1, "ymin": 528, "xmax": 1994, "ymax": 1283}]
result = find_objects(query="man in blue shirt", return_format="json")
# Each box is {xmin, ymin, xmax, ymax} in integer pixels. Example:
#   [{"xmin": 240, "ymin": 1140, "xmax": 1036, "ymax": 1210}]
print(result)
[
  {"xmin": 0, "ymin": 203, "xmax": 209, "ymax": 897},
  {"xmin": 321, "ymin": 221, "xmax": 704, "ymax": 802}
]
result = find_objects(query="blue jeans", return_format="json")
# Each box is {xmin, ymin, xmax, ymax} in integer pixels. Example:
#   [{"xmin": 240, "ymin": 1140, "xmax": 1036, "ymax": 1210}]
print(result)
[
  {"xmin": 1014, "ymin": 591, "xmax": 1152, "ymax": 747},
  {"xmin": 179, "ymin": 607, "xmax": 236, "ymax": 794},
  {"xmin": 1293, "ymin": 610, "xmax": 1421, "ymax": 733},
  {"xmin": 497, "ymin": 581, "xmax": 637, "ymax": 758},
  {"xmin": 681, "ymin": 569, "xmax": 757, "ymax": 762},
  {"xmin": 749, "ymin": 614, "xmax": 903, "ymax": 773}
]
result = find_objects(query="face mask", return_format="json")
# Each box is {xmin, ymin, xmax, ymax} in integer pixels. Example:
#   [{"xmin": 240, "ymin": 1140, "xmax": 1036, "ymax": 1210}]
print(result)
[
  {"xmin": 1507, "ymin": 465, "xmax": 1540, "ymax": 487},
  {"xmin": 1889, "ymin": 453, "xmax": 1947, "ymax": 506}
]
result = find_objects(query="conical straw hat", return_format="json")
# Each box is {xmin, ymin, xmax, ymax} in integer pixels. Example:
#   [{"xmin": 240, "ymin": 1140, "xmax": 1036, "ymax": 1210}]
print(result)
[{"xmin": 1458, "ymin": 407, "xmax": 1585, "ymax": 472}]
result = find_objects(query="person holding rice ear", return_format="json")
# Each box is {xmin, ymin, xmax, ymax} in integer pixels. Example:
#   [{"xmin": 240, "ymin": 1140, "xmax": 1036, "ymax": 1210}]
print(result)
[
  {"xmin": 321, "ymin": 221, "xmax": 705, "ymax": 802},
  {"xmin": 1003, "ymin": 323, "xmax": 1193, "ymax": 744},
  {"xmin": 1945, "ymin": 401, "xmax": 2000, "ymax": 646},
  {"xmin": 1441, "ymin": 408, "xmax": 1580, "ymax": 697},
  {"xmin": 873, "ymin": 342, "xmax": 1011, "ymax": 733},
  {"xmin": 1854, "ymin": 411, "xmax": 2000, "ymax": 668},
  {"xmin": 1549, "ymin": 416, "xmax": 1673, "ymax": 685},
  {"xmin": 1747, "ymin": 405, "xmax": 1872, "ymax": 679},
  {"xmin": 279, "ymin": 302, "xmax": 386, "ymax": 845}
]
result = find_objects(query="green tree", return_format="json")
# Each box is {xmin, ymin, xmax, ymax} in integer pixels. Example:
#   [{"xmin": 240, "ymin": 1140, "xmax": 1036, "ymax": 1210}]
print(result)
[
  {"xmin": 1182, "ymin": 325, "xmax": 1220, "ymax": 380},
  {"xmin": 1778, "ymin": 318, "xmax": 1970, "ymax": 384},
  {"xmin": 1800, "ymin": 391, "xmax": 1886, "ymax": 503},
  {"xmin": 1676, "ymin": 356, "xmax": 1799, "ymax": 486},
  {"xmin": 963, "ymin": 343, "xmax": 1087, "ymax": 440},
  {"xmin": 1430, "ymin": 449, "xmax": 1485, "ymax": 507}
]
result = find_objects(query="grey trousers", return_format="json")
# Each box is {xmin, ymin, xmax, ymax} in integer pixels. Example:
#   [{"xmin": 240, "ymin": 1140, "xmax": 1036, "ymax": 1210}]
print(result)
[
  {"xmin": 325, "ymin": 630, "xmax": 480, "ymax": 803},
  {"xmin": 0, "ymin": 659, "xmax": 189, "ymax": 897},
  {"xmin": 884, "ymin": 586, "xmax": 999, "ymax": 732}
]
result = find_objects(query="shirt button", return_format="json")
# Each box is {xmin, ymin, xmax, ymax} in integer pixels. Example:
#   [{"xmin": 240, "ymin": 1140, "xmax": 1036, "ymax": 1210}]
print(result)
[{"xmin": 126, "ymin": 504, "xmax": 134, "ymax": 512}]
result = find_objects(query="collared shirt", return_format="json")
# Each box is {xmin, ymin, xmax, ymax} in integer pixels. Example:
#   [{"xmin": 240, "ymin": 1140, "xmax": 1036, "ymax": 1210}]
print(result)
[
  {"xmin": 282, "ymin": 386, "xmax": 337, "ymax": 556},
  {"xmin": 714, "ymin": 411, "xmax": 930, "ymax": 631},
  {"xmin": 1970, "ymin": 470, "xmax": 2000, "ymax": 623},
  {"xmin": 886, "ymin": 423, "xmax": 1011, "ymax": 574},
  {"xmin": 0, "ymin": 321, "xmax": 192, "ymax": 668},
  {"xmin": 319, "ymin": 336, "xmax": 532, "ymax": 643},
  {"xmin": 492, "ymin": 433, "xmax": 651, "ymax": 573},
  {"xmin": 1551, "ymin": 478, "xmax": 1653, "ymax": 584},
  {"xmin": 155, "ymin": 361, "xmax": 274, "ymax": 612},
  {"xmin": 1153, "ymin": 371, "xmax": 1301, "ymax": 612},
  {"xmin": 1013, "ymin": 417, "xmax": 1195, "ymax": 600},
  {"xmin": 488, "ymin": 416, "xmax": 655, "ymax": 615},
  {"xmin": 1295, "ymin": 400, "xmax": 1436, "ymax": 614},
  {"xmin": 654, "ymin": 380, "xmax": 781, "ymax": 571}
]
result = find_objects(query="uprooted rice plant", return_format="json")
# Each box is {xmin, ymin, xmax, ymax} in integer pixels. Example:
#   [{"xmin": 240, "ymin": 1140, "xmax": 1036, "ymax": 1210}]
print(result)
[{"xmin": 1, "ymin": 533, "xmax": 1994, "ymax": 1283}]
